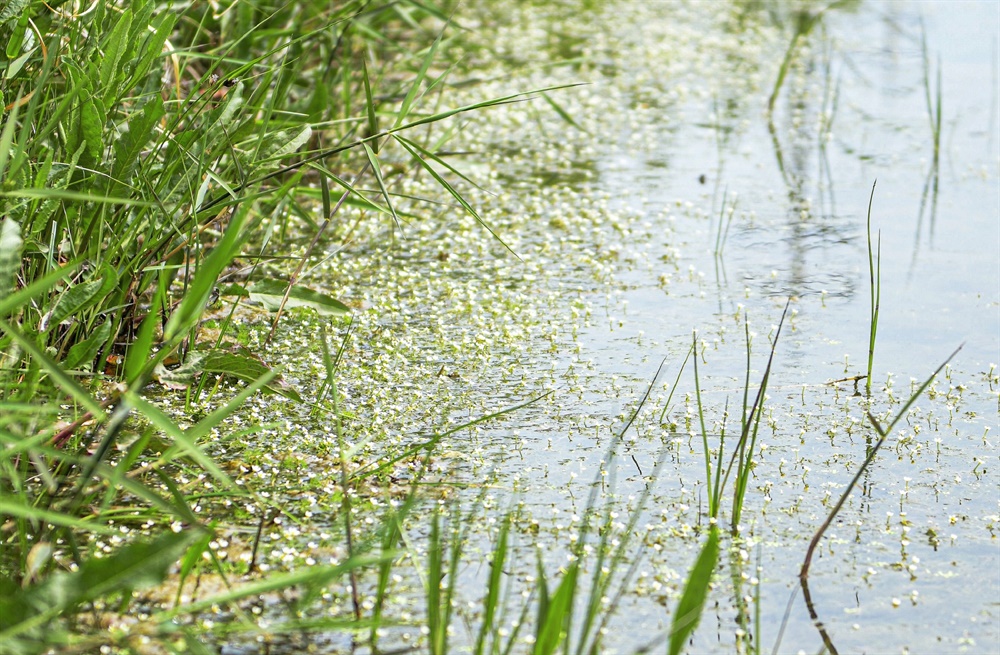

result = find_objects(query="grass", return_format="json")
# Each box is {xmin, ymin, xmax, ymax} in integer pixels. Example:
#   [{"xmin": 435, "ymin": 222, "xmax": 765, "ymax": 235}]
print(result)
[
  {"xmin": 690, "ymin": 300, "xmax": 790, "ymax": 530},
  {"xmin": 865, "ymin": 180, "xmax": 881, "ymax": 398},
  {"xmin": 0, "ymin": 0, "xmax": 571, "ymax": 650}
]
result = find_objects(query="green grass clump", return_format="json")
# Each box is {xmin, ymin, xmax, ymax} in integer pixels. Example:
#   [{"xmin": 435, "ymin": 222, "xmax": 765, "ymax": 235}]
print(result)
[{"xmin": 0, "ymin": 0, "xmax": 568, "ymax": 650}]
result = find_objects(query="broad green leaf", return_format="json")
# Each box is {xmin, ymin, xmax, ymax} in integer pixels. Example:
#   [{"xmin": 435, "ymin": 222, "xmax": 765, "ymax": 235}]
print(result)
[
  {"xmin": 151, "ymin": 353, "xmax": 201, "ymax": 389},
  {"xmin": 110, "ymin": 95, "xmax": 164, "ymax": 193},
  {"xmin": 199, "ymin": 348, "xmax": 303, "ymax": 401},
  {"xmin": 5, "ymin": 48, "xmax": 32, "ymax": 80},
  {"xmin": 252, "ymin": 125, "xmax": 312, "ymax": 175},
  {"xmin": 39, "ymin": 277, "xmax": 105, "ymax": 332},
  {"xmin": 262, "ymin": 125, "xmax": 312, "ymax": 162},
  {"xmin": 99, "ymin": 8, "xmax": 133, "ymax": 105},
  {"xmin": 213, "ymin": 81, "xmax": 244, "ymax": 131},
  {"xmin": 248, "ymin": 278, "xmax": 349, "ymax": 316},
  {"xmin": 64, "ymin": 320, "xmax": 112, "ymax": 370},
  {"xmin": 668, "ymin": 526, "xmax": 719, "ymax": 655},
  {"xmin": 4, "ymin": 8, "xmax": 29, "ymax": 59},
  {"xmin": 0, "ymin": 218, "xmax": 22, "ymax": 302},
  {"xmin": 129, "ymin": 13, "xmax": 176, "ymax": 91},
  {"xmin": 79, "ymin": 97, "xmax": 104, "ymax": 161}
]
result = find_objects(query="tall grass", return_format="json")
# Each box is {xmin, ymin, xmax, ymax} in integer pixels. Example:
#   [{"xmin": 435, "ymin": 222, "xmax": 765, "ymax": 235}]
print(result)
[
  {"xmin": 0, "ymin": 0, "xmax": 575, "ymax": 651},
  {"xmin": 865, "ymin": 181, "xmax": 880, "ymax": 397},
  {"xmin": 691, "ymin": 301, "xmax": 789, "ymax": 529}
]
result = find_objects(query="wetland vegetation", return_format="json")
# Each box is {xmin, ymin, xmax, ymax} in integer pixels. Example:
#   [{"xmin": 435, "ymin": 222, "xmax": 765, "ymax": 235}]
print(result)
[{"xmin": 1, "ymin": 1, "xmax": 997, "ymax": 654}]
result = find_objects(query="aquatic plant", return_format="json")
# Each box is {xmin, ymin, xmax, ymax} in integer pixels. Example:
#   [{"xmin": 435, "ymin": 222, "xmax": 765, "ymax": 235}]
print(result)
[
  {"xmin": 794, "ymin": 345, "xmax": 962, "ymax": 653},
  {"xmin": 692, "ymin": 301, "xmax": 789, "ymax": 529},
  {"xmin": 865, "ymin": 181, "xmax": 881, "ymax": 397}
]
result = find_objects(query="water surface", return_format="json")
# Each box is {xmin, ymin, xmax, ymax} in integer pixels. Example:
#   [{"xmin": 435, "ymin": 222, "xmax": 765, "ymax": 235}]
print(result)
[{"xmin": 231, "ymin": 2, "xmax": 998, "ymax": 652}]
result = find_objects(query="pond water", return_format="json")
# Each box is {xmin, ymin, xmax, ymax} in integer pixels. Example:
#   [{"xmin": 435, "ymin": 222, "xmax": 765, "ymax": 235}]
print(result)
[{"xmin": 223, "ymin": 1, "xmax": 998, "ymax": 653}]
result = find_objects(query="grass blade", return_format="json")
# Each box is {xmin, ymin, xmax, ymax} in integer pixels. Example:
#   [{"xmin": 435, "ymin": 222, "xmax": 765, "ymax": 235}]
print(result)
[{"xmin": 668, "ymin": 525, "xmax": 719, "ymax": 655}]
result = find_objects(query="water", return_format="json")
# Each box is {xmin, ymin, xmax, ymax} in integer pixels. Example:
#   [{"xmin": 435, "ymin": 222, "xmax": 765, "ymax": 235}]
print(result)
[
  {"xmin": 226, "ymin": 1, "xmax": 998, "ymax": 652},
  {"xmin": 441, "ymin": 1, "xmax": 999, "ymax": 652}
]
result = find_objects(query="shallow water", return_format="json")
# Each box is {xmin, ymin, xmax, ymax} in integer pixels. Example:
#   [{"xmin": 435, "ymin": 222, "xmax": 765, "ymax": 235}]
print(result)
[
  {"xmin": 438, "ymin": 1, "xmax": 999, "ymax": 652},
  {"xmin": 217, "ymin": 1, "xmax": 998, "ymax": 653}
]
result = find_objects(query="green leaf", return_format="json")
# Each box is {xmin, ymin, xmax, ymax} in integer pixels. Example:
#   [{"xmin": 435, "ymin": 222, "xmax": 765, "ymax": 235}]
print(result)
[
  {"xmin": 394, "ymin": 36, "xmax": 442, "ymax": 128},
  {"xmin": 476, "ymin": 514, "xmax": 510, "ymax": 655},
  {"xmin": 668, "ymin": 525, "xmax": 719, "ymax": 655},
  {"xmin": 540, "ymin": 92, "xmax": 589, "ymax": 134},
  {"xmin": 151, "ymin": 351, "xmax": 202, "ymax": 390},
  {"xmin": 129, "ymin": 14, "xmax": 175, "ymax": 91},
  {"xmin": 0, "ymin": 94, "xmax": 21, "ymax": 182},
  {"xmin": 0, "ymin": 0, "xmax": 30, "ymax": 27},
  {"xmin": 99, "ymin": 8, "xmax": 133, "ymax": 105},
  {"xmin": 0, "ymin": 317, "xmax": 105, "ymax": 418},
  {"xmin": 213, "ymin": 81, "xmax": 244, "ymax": 132},
  {"xmin": 126, "ymin": 286, "xmax": 163, "ymax": 384},
  {"xmin": 363, "ymin": 142, "xmax": 399, "ymax": 230},
  {"xmin": 163, "ymin": 206, "xmax": 248, "ymax": 342},
  {"xmin": 248, "ymin": 278, "xmax": 349, "ymax": 316},
  {"xmin": 79, "ymin": 97, "xmax": 104, "ymax": 162},
  {"xmin": 0, "ymin": 499, "xmax": 118, "ymax": 536},
  {"xmin": 0, "ymin": 259, "xmax": 77, "ymax": 320},
  {"xmin": 199, "ymin": 348, "xmax": 302, "ymax": 401},
  {"xmin": 42, "ymin": 269, "xmax": 115, "ymax": 332},
  {"xmin": 0, "ymin": 530, "xmax": 201, "ymax": 645},
  {"xmin": 0, "ymin": 186, "xmax": 152, "ymax": 207},
  {"xmin": 64, "ymin": 319, "xmax": 112, "ymax": 370},
  {"xmin": 362, "ymin": 57, "xmax": 378, "ymax": 153},
  {"xmin": 393, "ymin": 134, "xmax": 518, "ymax": 259},
  {"xmin": 0, "ymin": 218, "xmax": 22, "ymax": 302},
  {"xmin": 110, "ymin": 95, "xmax": 164, "ymax": 194},
  {"xmin": 533, "ymin": 562, "xmax": 578, "ymax": 655},
  {"xmin": 252, "ymin": 125, "xmax": 312, "ymax": 176},
  {"xmin": 4, "ymin": 8, "xmax": 29, "ymax": 60}
]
